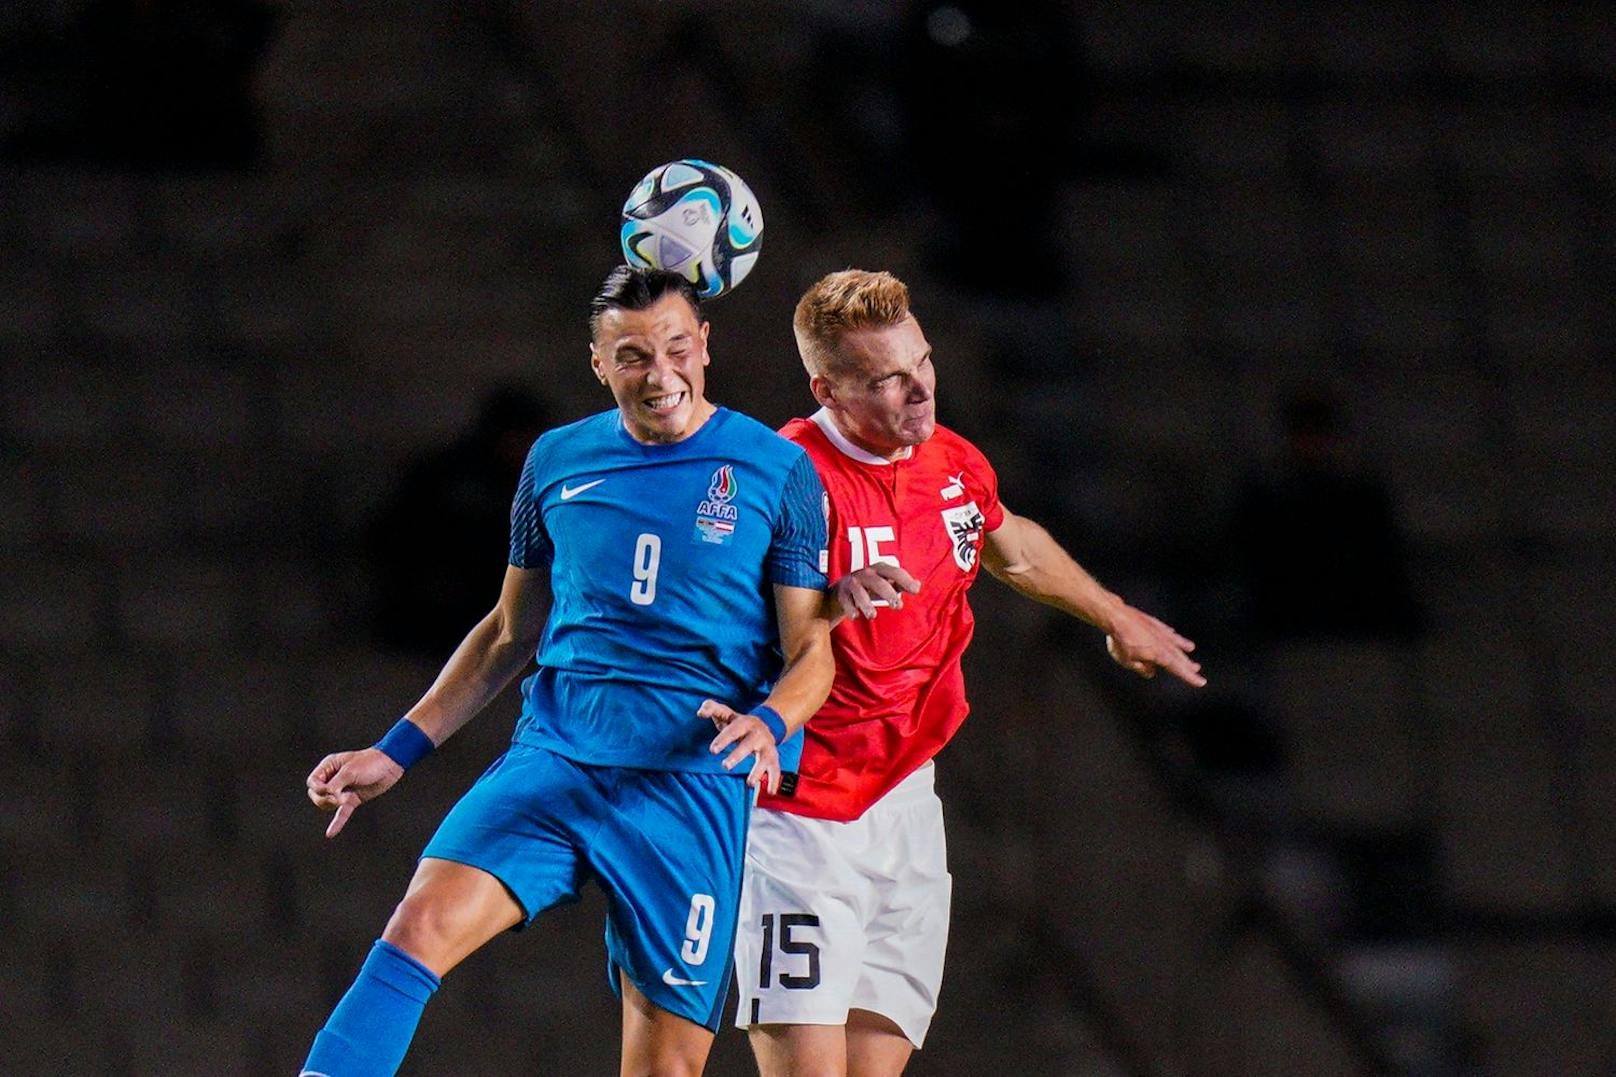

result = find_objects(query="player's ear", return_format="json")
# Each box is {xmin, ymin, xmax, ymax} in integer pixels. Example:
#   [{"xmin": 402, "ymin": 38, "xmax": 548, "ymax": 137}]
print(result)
[
  {"xmin": 809, "ymin": 374, "xmax": 836, "ymax": 410},
  {"xmin": 589, "ymin": 344, "xmax": 607, "ymax": 385},
  {"xmin": 699, "ymin": 320, "xmax": 711, "ymax": 364}
]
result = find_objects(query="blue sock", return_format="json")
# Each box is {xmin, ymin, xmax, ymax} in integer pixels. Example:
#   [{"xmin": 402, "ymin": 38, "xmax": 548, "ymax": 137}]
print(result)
[{"xmin": 302, "ymin": 939, "xmax": 441, "ymax": 1077}]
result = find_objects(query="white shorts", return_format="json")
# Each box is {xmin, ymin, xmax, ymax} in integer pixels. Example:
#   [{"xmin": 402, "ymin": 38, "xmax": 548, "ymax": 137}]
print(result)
[{"xmin": 734, "ymin": 762, "xmax": 951, "ymax": 1048}]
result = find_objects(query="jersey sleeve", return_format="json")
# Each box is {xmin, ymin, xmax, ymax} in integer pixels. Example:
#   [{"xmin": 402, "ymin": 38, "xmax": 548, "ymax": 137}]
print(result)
[
  {"xmin": 508, "ymin": 440, "xmax": 554, "ymax": 568},
  {"xmin": 967, "ymin": 439, "xmax": 1006, "ymax": 533},
  {"xmin": 766, "ymin": 451, "xmax": 830, "ymax": 590}
]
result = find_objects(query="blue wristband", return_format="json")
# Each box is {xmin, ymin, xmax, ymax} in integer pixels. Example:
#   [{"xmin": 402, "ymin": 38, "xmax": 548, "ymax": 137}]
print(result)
[
  {"xmin": 375, "ymin": 718, "xmax": 434, "ymax": 770},
  {"xmin": 751, "ymin": 705, "xmax": 790, "ymax": 744}
]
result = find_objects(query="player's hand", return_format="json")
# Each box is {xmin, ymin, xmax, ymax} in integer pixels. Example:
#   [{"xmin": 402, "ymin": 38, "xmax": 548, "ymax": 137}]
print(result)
[
  {"xmin": 306, "ymin": 748, "xmax": 405, "ymax": 839},
  {"xmin": 699, "ymin": 699, "xmax": 784, "ymax": 793},
  {"xmin": 831, "ymin": 562, "xmax": 921, "ymax": 620},
  {"xmin": 1104, "ymin": 605, "xmax": 1206, "ymax": 688}
]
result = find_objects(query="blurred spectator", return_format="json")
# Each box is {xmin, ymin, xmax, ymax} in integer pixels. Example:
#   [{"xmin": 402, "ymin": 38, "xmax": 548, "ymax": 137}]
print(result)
[
  {"xmin": 4, "ymin": 0, "xmax": 275, "ymax": 169},
  {"xmin": 369, "ymin": 384, "xmax": 551, "ymax": 656},
  {"xmin": 1231, "ymin": 391, "xmax": 1420, "ymax": 641}
]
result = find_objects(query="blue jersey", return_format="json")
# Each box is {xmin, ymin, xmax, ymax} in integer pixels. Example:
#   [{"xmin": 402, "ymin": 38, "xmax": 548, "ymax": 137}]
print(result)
[{"xmin": 508, "ymin": 407, "xmax": 828, "ymax": 774}]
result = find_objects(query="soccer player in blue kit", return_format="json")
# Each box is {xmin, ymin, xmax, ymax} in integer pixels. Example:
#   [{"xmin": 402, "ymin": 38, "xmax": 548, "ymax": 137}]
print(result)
[{"xmin": 300, "ymin": 267, "xmax": 834, "ymax": 1077}]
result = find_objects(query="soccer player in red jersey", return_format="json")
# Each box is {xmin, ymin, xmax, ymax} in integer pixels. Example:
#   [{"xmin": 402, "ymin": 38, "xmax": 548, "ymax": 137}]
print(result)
[{"xmin": 731, "ymin": 270, "xmax": 1205, "ymax": 1077}]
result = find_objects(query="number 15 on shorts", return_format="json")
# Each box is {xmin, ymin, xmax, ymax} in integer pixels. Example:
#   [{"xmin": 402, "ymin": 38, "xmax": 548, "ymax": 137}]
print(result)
[{"xmin": 758, "ymin": 912, "xmax": 820, "ymax": 989}]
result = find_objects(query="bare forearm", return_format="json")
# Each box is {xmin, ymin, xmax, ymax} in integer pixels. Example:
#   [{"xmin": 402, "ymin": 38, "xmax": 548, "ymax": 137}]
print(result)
[
  {"xmin": 760, "ymin": 634, "xmax": 834, "ymax": 738},
  {"xmin": 402, "ymin": 608, "xmax": 538, "ymax": 745},
  {"xmin": 983, "ymin": 512, "xmax": 1205, "ymax": 686},
  {"xmin": 987, "ymin": 519, "xmax": 1123, "ymax": 633}
]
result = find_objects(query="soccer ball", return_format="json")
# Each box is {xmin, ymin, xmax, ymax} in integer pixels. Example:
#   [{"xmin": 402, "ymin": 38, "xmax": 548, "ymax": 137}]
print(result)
[{"xmin": 620, "ymin": 159, "xmax": 763, "ymax": 299}]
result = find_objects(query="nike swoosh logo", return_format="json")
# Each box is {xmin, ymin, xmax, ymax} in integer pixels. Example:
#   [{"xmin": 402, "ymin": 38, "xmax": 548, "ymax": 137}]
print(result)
[
  {"xmin": 560, "ymin": 479, "xmax": 606, "ymax": 500},
  {"xmin": 661, "ymin": 967, "xmax": 708, "ymax": 987}
]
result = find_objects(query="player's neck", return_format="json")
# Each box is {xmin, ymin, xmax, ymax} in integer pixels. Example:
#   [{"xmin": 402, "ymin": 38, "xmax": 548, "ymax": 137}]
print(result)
[
  {"xmin": 625, "ymin": 397, "xmax": 718, "ymax": 445},
  {"xmin": 823, "ymin": 410, "xmax": 912, "ymax": 463}
]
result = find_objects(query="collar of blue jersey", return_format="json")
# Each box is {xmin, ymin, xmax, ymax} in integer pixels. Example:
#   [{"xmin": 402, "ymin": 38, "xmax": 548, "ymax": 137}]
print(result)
[
  {"xmin": 614, "ymin": 405, "xmax": 729, "ymax": 453},
  {"xmin": 809, "ymin": 408, "xmax": 913, "ymax": 466}
]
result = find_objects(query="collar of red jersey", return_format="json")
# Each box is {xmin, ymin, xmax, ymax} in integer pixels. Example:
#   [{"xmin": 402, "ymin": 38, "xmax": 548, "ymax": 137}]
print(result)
[{"xmin": 809, "ymin": 408, "xmax": 914, "ymax": 466}]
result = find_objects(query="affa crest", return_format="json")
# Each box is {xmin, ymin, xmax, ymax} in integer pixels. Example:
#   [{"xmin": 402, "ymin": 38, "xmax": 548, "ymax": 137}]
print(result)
[
  {"xmin": 940, "ymin": 501, "xmax": 985, "ymax": 570},
  {"xmin": 694, "ymin": 464, "xmax": 740, "ymax": 544},
  {"xmin": 707, "ymin": 464, "xmax": 737, "ymax": 503}
]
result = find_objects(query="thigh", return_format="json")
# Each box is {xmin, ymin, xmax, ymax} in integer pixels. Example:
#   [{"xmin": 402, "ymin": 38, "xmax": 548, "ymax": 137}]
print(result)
[
  {"xmin": 420, "ymin": 745, "xmax": 595, "ymax": 924},
  {"xmin": 619, "ymin": 969, "xmax": 716, "ymax": 1077},
  {"xmin": 846, "ymin": 1008, "xmax": 914, "ymax": 1077},
  {"xmin": 590, "ymin": 768, "xmax": 752, "ymax": 1033},
  {"xmin": 382, "ymin": 857, "xmax": 524, "ymax": 976},
  {"xmin": 735, "ymin": 807, "xmax": 869, "ymax": 1032},
  {"xmin": 747, "ymin": 1021, "xmax": 846, "ymax": 1077}
]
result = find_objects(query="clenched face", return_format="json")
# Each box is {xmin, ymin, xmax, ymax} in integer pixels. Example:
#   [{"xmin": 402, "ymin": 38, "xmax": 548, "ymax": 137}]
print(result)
[
  {"xmin": 812, "ymin": 314, "xmax": 937, "ymax": 459},
  {"xmin": 591, "ymin": 293, "xmax": 715, "ymax": 444}
]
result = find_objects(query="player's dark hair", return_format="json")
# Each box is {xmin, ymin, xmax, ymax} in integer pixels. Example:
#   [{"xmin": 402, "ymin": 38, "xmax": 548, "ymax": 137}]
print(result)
[{"xmin": 590, "ymin": 266, "xmax": 703, "ymax": 339}]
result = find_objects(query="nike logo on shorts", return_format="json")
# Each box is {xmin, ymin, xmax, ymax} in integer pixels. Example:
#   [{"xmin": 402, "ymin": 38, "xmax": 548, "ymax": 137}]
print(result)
[
  {"xmin": 662, "ymin": 967, "xmax": 708, "ymax": 987},
  {"xmin": 560, "ymin": 479, "xmax": 606, "ymax": 500}
]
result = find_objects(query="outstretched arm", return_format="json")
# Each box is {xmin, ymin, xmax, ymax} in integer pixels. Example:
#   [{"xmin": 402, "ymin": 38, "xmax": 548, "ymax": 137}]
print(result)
[
  {"xmin": 703, "ymin": 582, "xmax": 835, "ymax": 793},
  {"xmin": 981, "ymin": 507, "xmax": 1205, "ymax": 687},
  {"xmin": 393, "ymin": 564, "xmax": 550, "ymax": 743},
  {"xmin": 306, "ymin": 564, "xmax": 550, "ymax": 836}
]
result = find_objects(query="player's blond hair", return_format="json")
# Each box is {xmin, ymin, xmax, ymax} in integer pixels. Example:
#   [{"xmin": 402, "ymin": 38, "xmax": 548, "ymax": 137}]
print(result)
[{"xmin": 793, "ymin": 270, "xmax": 912, "ymax": 378}]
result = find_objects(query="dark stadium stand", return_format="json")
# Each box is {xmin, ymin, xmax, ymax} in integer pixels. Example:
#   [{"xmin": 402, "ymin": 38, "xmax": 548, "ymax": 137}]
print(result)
[{"xmin": 3, "ymin": 2, "xmax": 1613, "ymax": 1074}]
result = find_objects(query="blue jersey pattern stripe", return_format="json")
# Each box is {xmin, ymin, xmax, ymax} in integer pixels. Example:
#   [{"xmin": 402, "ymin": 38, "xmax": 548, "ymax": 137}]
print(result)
[
  {"xmin": 767, "ymin": 452, "xmax": 831, "ymax": 590},
  {"xmin": 509, "ymin": 443, "xmax": 553, "ymax": 569}
]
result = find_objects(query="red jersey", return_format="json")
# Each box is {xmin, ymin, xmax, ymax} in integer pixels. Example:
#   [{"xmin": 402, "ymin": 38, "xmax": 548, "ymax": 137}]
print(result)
[{"xmin": 760, "ymin": 409, "xmax": 1004, "ymax": 822}]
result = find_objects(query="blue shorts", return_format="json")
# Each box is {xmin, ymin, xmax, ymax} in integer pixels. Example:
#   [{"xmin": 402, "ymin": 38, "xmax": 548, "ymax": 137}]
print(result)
[{"xmin": 421, "ymin": 743, "xmax": 751, "ymax": 1031}]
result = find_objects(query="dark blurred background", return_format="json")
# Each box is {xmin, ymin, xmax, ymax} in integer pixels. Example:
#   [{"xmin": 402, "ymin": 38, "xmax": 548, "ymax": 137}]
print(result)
[{"xmin": 2, "ymin": 2, "xmax": 1613, "ymax": 1074}]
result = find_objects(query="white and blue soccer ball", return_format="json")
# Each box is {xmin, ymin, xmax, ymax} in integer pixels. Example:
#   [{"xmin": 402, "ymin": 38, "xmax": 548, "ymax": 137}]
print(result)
[{"xmin": 620, "ymin": 159, "xmax": 763, "ymax": 299}]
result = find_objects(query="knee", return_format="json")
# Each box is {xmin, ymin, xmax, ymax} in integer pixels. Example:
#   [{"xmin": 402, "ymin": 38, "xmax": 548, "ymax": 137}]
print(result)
[
  {"xmin": 748, "ymin": 1047, "xmax": 844, "ymax": 1077},
  {"xmin": 627, "ymin": 1063, "xmax": 704, "ymax": 1077},
  {"xmin": 380, "ymin": 891, "xmax": 462, "ymax": 972},
  {"xmin": 623, "ymin": 1043, "xmax": 715, "ymax": 1077},
  {"xmin": 748, "ymin": 1027, "xmax": 847, "ymax": 1077},
  {"xmin": 754, "ymin": 1063, "xmax": 843, "ymax": 1077}
]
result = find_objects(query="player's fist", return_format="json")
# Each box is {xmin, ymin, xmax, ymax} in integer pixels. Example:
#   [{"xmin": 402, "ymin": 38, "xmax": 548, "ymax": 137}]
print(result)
[
  {"xmin": 699, "ymin": 700, "xmax": 784, "ymax": 793},
  {"xmin": 306, "ymin": 748, "xmax": 405, "ymax": 839},
  {"xmin": 831, "ymin": 562, "xmax": 921, "ymax": 621},
  {"xmin": 1105, "ymin": 605, "xmax": 1206, "ymax": 688}
]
